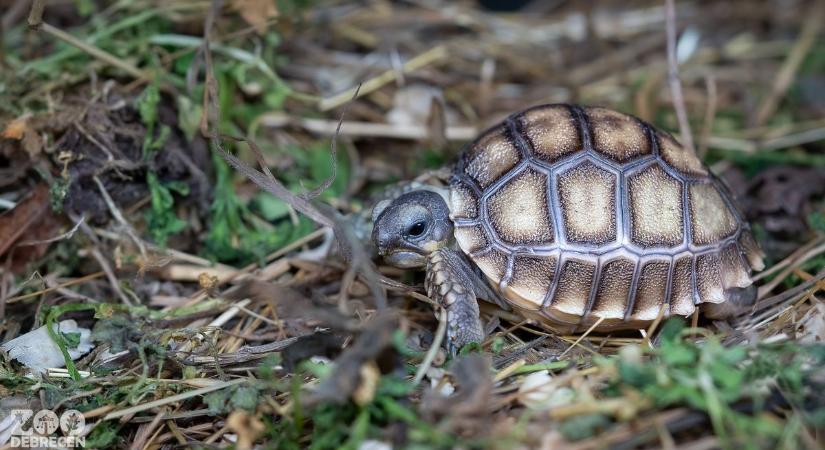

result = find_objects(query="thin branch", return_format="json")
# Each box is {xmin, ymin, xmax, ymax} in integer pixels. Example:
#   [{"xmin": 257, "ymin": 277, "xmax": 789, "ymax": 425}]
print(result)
[
  {"xmin": 300, "ymin": 84, "xmax": 362, "ymax": 201},
  {"xmin": 665, "ymin": 0, "xmax": 696, "ymax": 154},
  {"xmin": 698, "ymin": 74, "xmax": 717, "ymax": 158},
  {"xmin": 18, "ymin": 216, "xmax": 85, "ymax": 247},
  {"xmin": 318, "ymin": 46, "xmax": 447, "ymax": 111},
  {"xmin": 92, "ymin": 176, "xmax": 148, "ymax": 261},
  {"xmin": 28, "ymin": 0, "xmax": 148, "ymax": 80}
]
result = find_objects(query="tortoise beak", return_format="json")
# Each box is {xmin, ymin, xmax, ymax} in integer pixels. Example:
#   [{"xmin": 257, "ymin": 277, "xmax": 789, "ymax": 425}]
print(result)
[{"xmin": 384, "ymin": 250, "xmax": 427, "ymax": 268}]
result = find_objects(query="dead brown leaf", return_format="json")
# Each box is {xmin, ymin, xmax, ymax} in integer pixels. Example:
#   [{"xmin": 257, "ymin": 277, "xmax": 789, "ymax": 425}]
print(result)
[
  {"xmin": 2, "ymin": 116, "xmax": 28, "ymax": 139},
  {"xmin": 226, "ymin": 409, "xmax": 265, "ymax": 450},
  {"xmin": 1, "ymin": 114, "xmax": 43, "ymax": 157},
  {"xmin": 0, "ymin": 184, "xmax": 62, "ymax": 272},
  {"xmin": 231, "ymin": 0, "xmax": 277, "ymax": 34}
]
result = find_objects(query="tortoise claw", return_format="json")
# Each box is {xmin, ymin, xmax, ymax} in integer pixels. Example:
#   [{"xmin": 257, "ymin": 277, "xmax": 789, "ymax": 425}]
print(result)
[{"xmin": 445, "ymin": 304, "xmax": 485, "ymax": 355}]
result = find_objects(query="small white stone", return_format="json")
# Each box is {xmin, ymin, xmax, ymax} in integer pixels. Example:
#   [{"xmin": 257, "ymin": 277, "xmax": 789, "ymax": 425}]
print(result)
[
  {"xmin": 517, "ymin": 370, "xmax": 575, "ymax": 411},
  {"xmin": 426, "ymin": 367, "xmax": 455, "ymax": 396},
  {"xmin": 0, "ymin": 320, "xmax": 93, "ymax": 375}
]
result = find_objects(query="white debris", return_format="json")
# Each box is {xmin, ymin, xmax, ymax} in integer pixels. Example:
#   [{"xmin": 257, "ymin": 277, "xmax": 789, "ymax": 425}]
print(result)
[
  {"xmin": 1, "ymin": 320, "xmax": 93, "ymax": 374},
  {"xmin": 517, "ymin": 370, "xmax": 575, "ymax": 411},
  {"xmin": 386, "ymin": 85, "xmax": 457, "ymax": 127},
  {"xmin": 677, "ymin": 26, "xmax": 702, "ymax": 63},
  {"xmin": 359, "ymin": 440, "xmax": 392, "ymax": 450},
  {"xmin": 426, "ymin": 367, "xmax": 455, "ymax": 396}
]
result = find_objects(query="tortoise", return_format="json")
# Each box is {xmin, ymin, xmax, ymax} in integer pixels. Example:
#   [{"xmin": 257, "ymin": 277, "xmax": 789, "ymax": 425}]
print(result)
[{"xmin": 371, "ymin": 104, "xmax": 765, "ymax": 353}]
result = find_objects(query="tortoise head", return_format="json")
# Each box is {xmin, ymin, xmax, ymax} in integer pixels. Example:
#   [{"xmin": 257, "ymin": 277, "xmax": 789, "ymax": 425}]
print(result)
[{"xmin": 371, "ymin": 190, "xmax": 453, "ymax": 268}]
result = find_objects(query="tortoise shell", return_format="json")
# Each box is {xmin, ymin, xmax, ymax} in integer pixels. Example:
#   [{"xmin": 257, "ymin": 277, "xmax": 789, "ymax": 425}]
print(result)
[{"xmin": 449, "ymin": 104, "xmax": 764, "ymax": 330}]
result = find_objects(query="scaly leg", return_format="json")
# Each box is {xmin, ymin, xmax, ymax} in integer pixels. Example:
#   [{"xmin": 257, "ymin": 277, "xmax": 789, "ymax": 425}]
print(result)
[{"xmin": 425, "ymin": 248, "xmax": 485, "ymax": 354}]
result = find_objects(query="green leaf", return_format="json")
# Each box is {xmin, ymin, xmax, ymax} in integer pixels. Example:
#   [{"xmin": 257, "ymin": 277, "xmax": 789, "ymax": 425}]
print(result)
[
  {"xmin": 60, "ymin": 331, "xmax": 81, "ymax": 349},
  {"xmin": 660, "ymin": 344, "xmax": 697, "ymax": 366},
  {"xmin": 254, "ymin": 193, "xmax": 291, "ymax": 221},
  {"xmin": 204, "ymin": 389, "xmax": 231, "ymax": 414},
  {"xmin": 146, "ymin": 171, "xmax": 188, "ymax": 246},
  {"xmin": 230, "ymin": 385, "xmax": 261, "ymax": 411},
  {"xmin": 559, "ymin": 413, "xmax": 611, "ymax": 441},
  {"xmin": 308, "ymin": 143, "xmax": 350, "ymax": 199},
  {"xmin": 658, "ymin": 318, "xmax": 686, "ymax": 343},
  {"xmin": 137, "ymin": 83, "xmax": 161, "ymax": 127},
  {"xmin": 176, "ymin": 95, "xmax": 202, "ymax": 142},
  {"xmin": 458, "ymin": 341, "xmax": 483, "ymax": 355},
  {"xmin": 808, "ymin": 210, "xmax": 825, "ymax": 233},
  {"xmin": 84, "ymin": 421, "xmax": 120, "ymax": 448},
  {"xmin": 49, "ymin": 178, "xmax": 70, "ymax": 213}
]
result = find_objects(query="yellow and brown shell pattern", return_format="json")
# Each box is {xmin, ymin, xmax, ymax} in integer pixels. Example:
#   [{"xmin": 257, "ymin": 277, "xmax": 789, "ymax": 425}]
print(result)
[{"xmin": 450, "ymin": 104, "xmax": 765, "ymax": 330}]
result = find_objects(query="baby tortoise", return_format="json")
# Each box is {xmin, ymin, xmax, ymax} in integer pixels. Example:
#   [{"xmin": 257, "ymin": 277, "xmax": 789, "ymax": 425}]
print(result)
[{"xmin": 372, "ymin": 104, "xmax": 765, "ymax": 353}]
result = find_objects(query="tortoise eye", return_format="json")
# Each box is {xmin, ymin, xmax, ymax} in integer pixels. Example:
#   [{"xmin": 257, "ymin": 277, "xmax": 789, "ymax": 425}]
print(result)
[{"xmin": 407, "ymin": 221, "xmax": 427, "ymax": 237}]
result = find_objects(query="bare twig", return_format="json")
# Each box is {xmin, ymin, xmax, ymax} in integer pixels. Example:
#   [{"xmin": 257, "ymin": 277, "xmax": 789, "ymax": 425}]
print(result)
[
  {"xmin": 757, "ymin": 240, "xmax": 825, "ymax": 299},
  {"xmin": 698, "ymin": 74, "xmax": 717, "ymax": 158},
  {"xmin": 27, "ymin": 0, "xmax": 149, "ymax": 80},
  {"xmin": 318, "ymin": 46, "xmax": 448, "ymax": 111},
  {"xmin": 258, "ymin": 114, "xmax": 478, "ymax": 140},
  {"xmin": 4, "ymin": 271, "xmax": 105, "ymax": 304},
  {"xmin": 413, "ymin": 307, "xmax": 448, "ymax": 386},
  {"xmin": 92, "ymin": 176, "xmax": 148, "ymax": 261},
  {"xmin": 103, "ymin": 378, "xmax": 247, "ymax": 421},
  {"xmin": 300, "ymin": 84, "xmax": 362, "ymax": 201},
  {"xmin": 665, "ymin": 0, "xmax": 696, "ymax": 154},
  {"xmin": 75, "ymin": 217, "xmax": 134, "ymax": 306},
  {"xmin": 558, "ymin": 316, "xmax": 605, "ymax": 359},
  {"xmin": 17, "ymin": 216, "xmax": 85, "ymax": 247}
]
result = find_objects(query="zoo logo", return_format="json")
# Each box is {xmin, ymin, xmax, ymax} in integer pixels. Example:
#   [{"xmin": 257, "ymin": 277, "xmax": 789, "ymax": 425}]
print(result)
[{"xmin": 2, "ymin": 409, "xmax": 86, "ymax": 448}]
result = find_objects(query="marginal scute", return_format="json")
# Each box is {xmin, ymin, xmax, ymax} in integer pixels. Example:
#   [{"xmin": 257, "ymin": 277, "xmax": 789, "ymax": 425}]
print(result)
[
  {"xmin": 628, "ymin": 164, "xmax": 684, "ymax": 248},
  {"xmin": 695, "ymin": 252, "xmax": 726, "ymax": 304},
  {"xmin": 463, "ymin": 126, "xmax": 520, "ymax": 189},
  {"xmin": 631, "ymin": 260, "xmax": 670, "ymax": 321},
  {"xmin": 592, "ymin": 257, "xmax": 636, "ymax": 319},
  {"xmin": 585, "ymin": 107, "xmax": 651, "ymax": 163},
  {"xmin": 657, "ymin": 131, "xmax": 708, "ymax": 176},
  {"xmin": 506, "ymin": 254, "xmax": 557, "ymax": 310},
  {"xmin": 450, "ymin": 179, "xmax": 479, "ymax": 219},
  {"xmin": 551, "ymin": 258, "xmax": 596, "ymax": 317},
  {"xmin": 518, "ymin": 105, "xmax": 581, "ymax": 164},
  {"xmin": 454, "ymin": 225, "xmax": 489, "ymax": 254},
  {"xmin": 486, "ymin": 168, "xmax": 554, "ymax": 245},
  {"xmin": 557, "ymin": 161, "xmax": 617, "ymax": 245},
  {"xmin": 739, "ymin": 232, "xmax": 766, "ymax": 271},
  {"xmin": 720, "ymin": 244, "xmax": 751, "ymax": 290},
  {"xmin": 670, "ymin": 256, "xmax": 695, "ymax": 316},
  {"xmin": 473, "ymin": 249, "xmax": 508, "ymax": 285},
  {"xmin": 689, "ymin": 183, "xmax": 738, "ymax": 245}
]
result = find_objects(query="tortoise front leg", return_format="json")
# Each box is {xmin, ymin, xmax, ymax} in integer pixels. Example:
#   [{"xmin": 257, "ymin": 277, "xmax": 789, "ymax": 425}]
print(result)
[{"xmin": 425, "ymin": 248, "xmax": 485, "ymax": 354}]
